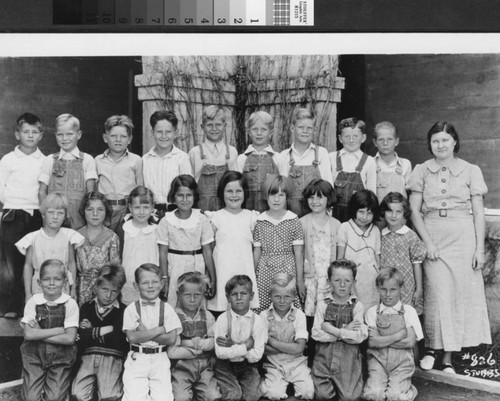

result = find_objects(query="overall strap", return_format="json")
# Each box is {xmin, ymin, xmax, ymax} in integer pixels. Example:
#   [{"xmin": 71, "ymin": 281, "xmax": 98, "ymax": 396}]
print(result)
[
  {"xmin": 224, "ymin": 142, "xmax": 230, "ymax": 165},
  {"xmin": 200, "ymin": 143, "xmax": 207, "ymax": 160},
  {"xmin": 200, "ymin": 308, "xmax": 207, "ymax": 321},
  {"xmin": 52, "ymin": 152, "xmax": 60, "ymax": 160},
  {"xmin": 287, "ymin": 307, "xmax": 297, "ymax": 322},
  {"xmin": 250, "ymin": 312, "xmax": 255, "ymax": 332},
  {"xmin": 159, "ymin": 301, "xmax": 165, "ymax": 326},
  {"xmin": 135, "ymin": 301, "xmax": 141, "ymax": 320},
  {"xmin": 78, "ymin": 151, "xmax": 84, "ymax": 160},
  {"xmin": 336, "ymin": 152, "xmax": 343, "ymax": 172},
  {"xmin": 178, "ymin": 312, "xmax": 187, "ymax": 324},
  {"xmin": 288, "ymin": 148, "xmax": 295, "ymax": 166},
  {"xmin": 226, "ymin": 306, "xmax": 232, "ymax": 338},
  {"xmin": 355, "ymin": 153, "xmax": 368, "ymax": 174},
  {"xmin": 312, "ymin": 146, "xmax": 319, "ymax": 167},
  {"xmin": 398, "ymin": 304, "xmax": 406, "ymax": 315}
]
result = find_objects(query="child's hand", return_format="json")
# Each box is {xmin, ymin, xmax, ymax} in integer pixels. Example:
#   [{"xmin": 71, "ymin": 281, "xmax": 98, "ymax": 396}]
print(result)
[
  {"xmin": 297, "ymin": 282, "xmax": 306, "ymax": 303},
  {"xmin": 245, "ymin": 336, "xmax": 255, "ymax": 351},
  {"xmin": 181, "ymin": 338, "xmax": 196, "ymax": 349},
  {"xmin": 79, "ymin": 319, "xmax": 92, "ymax": 329},
  {"xmin": 344, "ymin": 320, "xmax": 362, "ymax": 331},
  {"xmin": 368, "ymin": 326, "xmax": 377, "ymax": 338},
  {"xmin": 205, "ymin": 281, "xmax": 216, "ymax": 300},
  {"xmin": 426, "ymin": 242, "xmax": 439, "ymax": 260},
  {"xmin": 27, "ymin": 319, "xmax": 41, "ymax": 329},
  {"xmin": 136, "ymin": 319, "xmax": 147, "ymax": 332},
  {"xmin": 412, "ymin": 289, "xmax": 423, "ymax": 308},
  {"xmin": 216, "ymin": 336, "xmax": 235, "ymax": 348}
]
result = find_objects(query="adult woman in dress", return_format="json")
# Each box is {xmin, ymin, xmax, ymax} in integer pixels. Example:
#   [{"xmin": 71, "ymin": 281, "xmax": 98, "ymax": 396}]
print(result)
[{"xmin": 408, "ymin": 121, "xmax": 491, "ymax": 373}]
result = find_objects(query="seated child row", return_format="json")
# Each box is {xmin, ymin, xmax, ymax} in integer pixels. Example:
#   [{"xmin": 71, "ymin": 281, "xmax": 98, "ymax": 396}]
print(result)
[
  {"xmin": 16, "ymin": 172, "xmax": 426, "ymax": 323},
  {"xmin": 2, "ymin": 109, "xmax": 408, "ymax": 318},
  {"xmin": 22, "ymin": 260, "xmax": 422, "ymax": 401}
]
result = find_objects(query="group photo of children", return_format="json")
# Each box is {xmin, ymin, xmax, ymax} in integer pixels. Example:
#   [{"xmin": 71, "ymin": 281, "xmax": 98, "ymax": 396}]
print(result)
[{"xmin": 0, "ymin": 53, "xmax": 498, "ymax": 401}]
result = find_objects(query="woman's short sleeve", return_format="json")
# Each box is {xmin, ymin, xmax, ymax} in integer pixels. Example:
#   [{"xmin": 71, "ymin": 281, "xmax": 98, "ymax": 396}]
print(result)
[
  {"xmin": 200, "ymin": 214, "xmax": 215, "ymax": 246},
  {"xmin": 470, "ymin": 164, "xmax": 488, "ymax": 196},
  {"xmin": 407, "ymin": 163, "xmax": 425, "ymax": 193}
]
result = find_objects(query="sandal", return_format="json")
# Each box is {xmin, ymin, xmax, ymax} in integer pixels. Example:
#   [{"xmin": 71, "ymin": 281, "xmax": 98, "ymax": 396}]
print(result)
[
  {"xmin": 420, "ymin": 351, "xmax": 436, "ymax": 370},
  {"xmin": 442, "ymin": 363, "xmax": 456, "ymax": 374}
]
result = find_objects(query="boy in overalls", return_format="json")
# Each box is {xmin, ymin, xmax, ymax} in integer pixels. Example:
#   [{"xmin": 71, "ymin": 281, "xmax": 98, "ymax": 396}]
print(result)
[
  {"xmin": 312, "ymin": 259, "xmax": 367, "ymax": 401},
  {"xmin": 189, "ymin": 105, "xmax": 238, "ymax": 211},
  {"xmin": 38, "ymin": 113, "xmax": 97, "ymax": 229},
  {"xmin": 214, "ymin": 275, "xmax": 267, "ymax": 401},
  {"xmin": 278, "ymin": 107, "xmax": 332, "ymax": 217},
  {"xmin": 363, "ymin": 267, "xmax": 423, "ymax": 401},
  {"xmin": 237, "ymin": 111, "xmax": 281, "ymax": 212},
  {"xmin": 259, "ymin": 273, "xmax": 314, "ymax": 400},
  {"xmin": 329, "ymin": 117, "xmax": 376, "ymax": 222},
  {"xmin": 373, "ymin": 121, "xmax": 412, "ymax": 202},
  {"xmin": 167, "ymin": 272, "xmax": 220, "ymax": 401}
]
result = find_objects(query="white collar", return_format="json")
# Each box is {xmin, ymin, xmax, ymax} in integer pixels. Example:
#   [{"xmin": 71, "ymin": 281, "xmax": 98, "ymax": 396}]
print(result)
[
  {"xmin": 323, "ymin": 292, "xmax": 357, "ymax": 305},
  {"xmin": 257, "ymin": 210, "xmax": 297, "ymax": 223},
  {"xmin": 103, "ymin": 148, "xmax": 129, "ymax": 160},
  {"xmin": 146, "ymin": 144, "xmax": 182, "ymax": 158},
  {"xmin": 33, "ymin": 292, "xmax": 71, "ymax": 305},
  {"xmin": 230, "ymin": 308, "xmax": 254, "ymax": 319},
  {"xmin": 14, "ymin": 146, "xmax": 43, "ymax": 158},
  {"xmin": 375, "ymin": 152, "xmax": 401, "ymax": 166},
  {"xmin": 164, "ymin": 209, "xmax": 202, "ymax": 229},
  {"xmin": 379, "ymin": 301, "xmax": 403, "ymax": 313},
  {"xmin": 339, "ymin": 148, "xmax": 363, "ymax": 158},
  {"xmin": 348, "ymin": 219, "xmax": 376, "ymax": 237},
  {"xmin": 58, "ymin": 147, "xmax": 81, "ymax": 159},
  {"xmin": 122, "ymin": 220, "xmax": 156, "ymax": 238},
  {"xmin": 175, "ymin": 306, "xmax": 204, "ymax": 320},
  {"xmin": 291, "ymin": 142, "xmax": 316, "ymax": 153},
  {"xmin": 244, "ymin": 144, "xmax": 275, "ymax": 155},
  {"xmin": 268, "ymin": 304, "xmax": 296, "ymax": 319},
  {"xmin": 381, "ymin": 225, "xmax": 410, "ymax": 236},
  {"xmin": 204, "ymin": 141, "xmax": 225, "ymax": 150}
]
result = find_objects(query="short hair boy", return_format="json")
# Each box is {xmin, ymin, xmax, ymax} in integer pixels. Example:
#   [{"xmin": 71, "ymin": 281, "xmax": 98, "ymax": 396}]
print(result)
[
  {"xmin": 0, "ymin": 112, "xmax": 45, "ymax": 318},
  {"xmin": 167, "ymin": 272, "xmax": 221, "ymax": 401},
  {"xmin": 312, "ymin": 260, "xmax": 368, "ymax": 401},
  {"xmin": 38, "ymin": 113, "xmax": 97, "ymax": 229},
  {"xmin": 95, "ymin": 115, "xmax": 144, "ymax": 231},
  {"xmin": 373, "ymin": 121, "xmax": 412, "ymax": 201},
  {"xmin": 363, "ymin": 267, "xmax": 423, "ymax": 401},
  {"xmin": 188, "ymin": 105, "xmax": 238, "ymax": 211},
  {"xmin": 278, "ymin": 106, "xmax": 333, "ymax": 217},
  {"xmin": 259, "ymin": 273, "xmax": 314, "ymax": 400},
  {"xmin": 142, "ymin": 110, "xmax": 192, "ymax": 219},
  {"xmin": 329, "ymin": 117, "xmax": 377, "ymax": 222},
  {"xmin": 236, "ymin": 111, "xmax": 281, "ymax": 212},
  {"xmin": 213, "ymin": 275, "xmax": 267, "ymax": 401},
  {"xmin": 72, "ymin": 263, "xmax": 128, "ymax": 401},
  {"xmin": 122, "ymin": 263, "xmax": 182, "ymax": 401}
]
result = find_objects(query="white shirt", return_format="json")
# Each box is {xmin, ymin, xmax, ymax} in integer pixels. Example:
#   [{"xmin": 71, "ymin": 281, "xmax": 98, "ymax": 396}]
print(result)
[
  {"xmin": 188, "ymin": 141, "xmax": 238, "ymax": 182},
  {"xmin": 22, "ymin": 293, "xmax": 79, "ymax": 329},
  {"xmin": 39, "ymin": 147, "xmax": 98, "ymax": 185},
  {"xmin": 364, "ymin": 301, "xmax": 423, "ymax": 341},
  {"xmin": 330, "ymin": 149, "xmax": 377, "ymax": 193},
  {"xmin": 278, "ymin": 143, "xmax": 333, "ymax": 184},
  {"xmin": 214, "ymin": 309, "xmax": 267, "ymax": 363},
  {"xmin": 0, "ymin": 146, "xmax": 45, "ymax": 209},
  {"xmin": 236, "ymin": 145, "xmax": 282, "ymax": 173},
  {"xmin": 142, "ymin": 145, "xmax": 192, "ymax": 204},
  {"xmin": 122, "ymin": 298, "xmax": 182, "ymax": 347}
]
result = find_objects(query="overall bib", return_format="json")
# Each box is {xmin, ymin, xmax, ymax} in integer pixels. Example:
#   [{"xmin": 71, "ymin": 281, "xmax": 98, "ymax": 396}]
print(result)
[
  {"xmin": 312, "ymin": 300, "xmax": 363, "ymax": 401},
  {"xmin": 364, "ymin": 304, "xmax": 416, "ymax": 401},
  {"xmin": 376, "ymin": 161, "xmax": 406, "ymax": 201},
  {"xmin": 287, "ymin": 148, "xmax": 321, "ymax": 218},
  {"xmin": 242, "ymin": 152, "xmax": 278, "ymax": 212},
  {"xmin": 48, "ymin": 152, "xmax": 86, "ymax": 229},
  {"xmin": 333, "ymin": 153, "xmax": 368, "ymax": 223},
  {"xmin": 197, "ymin": 144, "xmax": 228, "ymax": 212}
]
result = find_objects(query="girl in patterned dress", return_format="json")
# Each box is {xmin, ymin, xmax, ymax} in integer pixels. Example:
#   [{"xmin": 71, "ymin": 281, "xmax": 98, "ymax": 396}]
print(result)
[
  {"xmin": 253, "ymin": 175, "xmax": 304, "ymax": 313},
  {"xmin": 337, "ymin": 189, "xmax": 381, "ymax": 312},
  {"xmin": 379, "ymin": 192, "xmax": 426, "ymax": 314},
  {"xmin": 76, "ymin": 191, "xmax": 120, "ymax": 305}
]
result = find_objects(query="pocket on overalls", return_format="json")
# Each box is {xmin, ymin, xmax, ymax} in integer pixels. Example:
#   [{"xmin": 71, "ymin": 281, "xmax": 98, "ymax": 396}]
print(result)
[{"xmin": 288, "ymin": 169, "xmax": 303, "ymax": 178}]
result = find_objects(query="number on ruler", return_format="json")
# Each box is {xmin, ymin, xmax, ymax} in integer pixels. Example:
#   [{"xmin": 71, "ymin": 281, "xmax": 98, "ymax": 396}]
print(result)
[
  {"xmin": 168, "ymin": 18, "xmax": 177, "ymax": 24},
  {"xmin": 118, "ymin": 18, "xmax": 128, "ymax": 24},
  {"xmin": 184, "ymin": 18, "xmax": 194, "ymax": 24},
  {"xmin": 201, "ymin": 18, "xmax": 210, "ymax": 24},
  {"xmin": 135, "ymin": 18, "xmax": 144, "ymax": 24},
  {"xmin": 250, "ymin": 19, "xmax": 259, "ymax": 24},
  {"xmin": 234, "ymin": 18, "xmax": 243, "ymax": 24},
  {"xmin": 217, "ymin": 18, "xmax": 226, "ymax": 24},
  {"xmin": 102, "ymin": 13, "xmax": 112, "ymax": 24},
  {"xmin": 152, "ymin": 18, "xmax": 161, "ymax": 24}
]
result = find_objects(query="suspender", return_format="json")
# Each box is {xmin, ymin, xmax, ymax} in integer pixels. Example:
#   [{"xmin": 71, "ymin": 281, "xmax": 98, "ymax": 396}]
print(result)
[
  {"xmin": 226, "ymin": 308, "xmax": 255, "ymax": 339},
  {"xmin": 337, "ymin": 151, "xmax": 368, "ymax": 173},
  {"xmin": 135, "ymin": 300, "xmax": 166, "ymax": 327}
]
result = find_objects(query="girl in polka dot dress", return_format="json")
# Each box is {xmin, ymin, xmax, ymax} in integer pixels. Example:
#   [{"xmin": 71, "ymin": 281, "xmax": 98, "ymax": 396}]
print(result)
[{"xmin": 253, "ymin": 175, "xmax": 304, "ymax": 313}]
